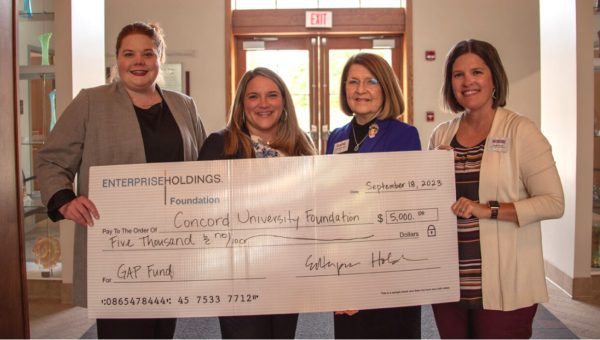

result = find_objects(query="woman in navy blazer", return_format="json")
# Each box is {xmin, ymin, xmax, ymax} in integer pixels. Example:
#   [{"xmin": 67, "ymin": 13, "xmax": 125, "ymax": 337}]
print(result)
[
  {"xmin": 199, "ymin": 67, "xmax": 316, "ymax": 339},
  {"xmin": 326, "ymin": 53, "xmax": 421, "ymax": 339}
]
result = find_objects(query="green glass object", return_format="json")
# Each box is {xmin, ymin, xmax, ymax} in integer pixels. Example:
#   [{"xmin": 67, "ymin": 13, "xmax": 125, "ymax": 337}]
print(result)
[
  {"xmin": 24, "ymin": 0, "xmax": 32, "ymax": 17},
  {"xmin": 38, "ymin": 32, "xmax": 53, "ymax": 66},
  {"xmin": 49, "ymin": 89, "xmax": 57, "ymax": 131}
]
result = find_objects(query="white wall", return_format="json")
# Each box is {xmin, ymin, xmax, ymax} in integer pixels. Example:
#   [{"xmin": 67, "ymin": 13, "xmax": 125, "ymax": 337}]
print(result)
[
  {"xmin": 540, "ymin": 0, "xmax": 593, "ymax": 281},
  {"xmin": 412, "ymin": 0, "xmax": 540, "ymax": 147},
  {"xmin": 105, "ymin": 0, "xmax": 227, "ymax": 134}
]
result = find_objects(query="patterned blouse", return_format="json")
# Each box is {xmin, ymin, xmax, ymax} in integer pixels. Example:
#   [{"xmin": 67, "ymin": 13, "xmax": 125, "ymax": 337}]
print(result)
[
  {"xmin": 251, "ymin": 135, "xmax": 286, "ymax": 158},
  {"xmin": 451, "ymin": 135, "xmax": 484, "ymax": 309}
]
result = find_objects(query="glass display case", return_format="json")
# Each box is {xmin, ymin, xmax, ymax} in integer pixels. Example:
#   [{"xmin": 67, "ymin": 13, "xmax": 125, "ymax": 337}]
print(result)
[{"xmin": 18, "ymin": 0, "xmax": 61, "ymax": 280}]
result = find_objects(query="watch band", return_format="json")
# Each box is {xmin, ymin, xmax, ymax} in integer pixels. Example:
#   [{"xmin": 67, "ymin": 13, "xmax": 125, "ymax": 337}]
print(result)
[{"xmin": 488, "ymin": 200, "xmax": 499, "ymax": 219}]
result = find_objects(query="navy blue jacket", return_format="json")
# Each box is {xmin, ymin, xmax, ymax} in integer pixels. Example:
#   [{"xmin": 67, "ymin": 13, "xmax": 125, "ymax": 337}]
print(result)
[{"xmin": 326, "ymin": 118, "xmax": 421, "ymax": 154}]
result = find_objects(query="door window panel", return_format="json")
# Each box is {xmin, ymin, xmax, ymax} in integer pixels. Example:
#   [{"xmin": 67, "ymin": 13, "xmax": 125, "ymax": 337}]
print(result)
[
  {"xmin": 276, "ymin": 0, "xmax": 319, "ymax": 9},
  {"xmin": 232, "ymin": 0, "xmax": 404, "ymax": 9},
  {"xmin": 318, "ymin": 0, "xmax": 360, "ymax": 8}
]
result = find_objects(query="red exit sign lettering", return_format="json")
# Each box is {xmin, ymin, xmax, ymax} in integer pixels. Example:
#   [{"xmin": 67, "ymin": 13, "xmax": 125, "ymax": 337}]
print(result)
[{"xmin": 305, "ymin": 11, "xmax": 332, "ymax": 28}]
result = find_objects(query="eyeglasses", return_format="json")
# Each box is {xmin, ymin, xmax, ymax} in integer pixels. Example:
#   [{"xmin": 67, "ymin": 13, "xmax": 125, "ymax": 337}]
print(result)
[{"xmin": 345, "ymin": 78, "xmax": 380, "ymax": 89}]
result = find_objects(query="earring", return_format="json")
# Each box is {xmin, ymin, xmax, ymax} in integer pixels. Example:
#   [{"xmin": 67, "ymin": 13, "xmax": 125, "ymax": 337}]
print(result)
[
  {"xmin": 282, "ymin": 109, "xmax": 289, "ymax": 122},
  {"xmin": 242, "ymin": 111, "xmax": 246, "ymax": 124},
  {"xmin": 492, "ymin": 88, "xmax": 497, "ymax": 100}
]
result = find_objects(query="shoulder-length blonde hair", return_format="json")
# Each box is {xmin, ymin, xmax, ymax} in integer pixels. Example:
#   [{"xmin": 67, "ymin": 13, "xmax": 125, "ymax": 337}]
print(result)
[
  {"xmin": 339, "ymin": 53, "xmax": 405, "ymax": 120},
  {"xmin": 224, "ymin": 67, "xmax": 316, "ymax": 158}
]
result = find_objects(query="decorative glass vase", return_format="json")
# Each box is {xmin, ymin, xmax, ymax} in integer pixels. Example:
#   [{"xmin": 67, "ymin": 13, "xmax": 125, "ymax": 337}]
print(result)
[
  {"xmin": 38, "ymin": 32, "xmax": 53, "ymax": 66},
  {"xmin": 49, "ymin": 89, "xmax": 57, "ymax": 131},
  {"xmin": 23, "ymin": 0, "xmax": 32, "ymax": 17}
]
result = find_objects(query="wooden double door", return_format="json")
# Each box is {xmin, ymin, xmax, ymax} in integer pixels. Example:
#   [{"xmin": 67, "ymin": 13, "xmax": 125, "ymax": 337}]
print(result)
[{"xmin": 235, "ymin": 35, "xmax": 403, "ymax": 153}]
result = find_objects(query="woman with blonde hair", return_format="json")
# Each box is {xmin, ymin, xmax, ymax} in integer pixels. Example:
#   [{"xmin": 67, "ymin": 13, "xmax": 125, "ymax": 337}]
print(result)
[
  {"xmin": 200, "ymin": 67, "xmax": 315, "ymax": 159},
  {"xmin": 198, "ymin": 67, "xmax": 316, "ymax": 338}
]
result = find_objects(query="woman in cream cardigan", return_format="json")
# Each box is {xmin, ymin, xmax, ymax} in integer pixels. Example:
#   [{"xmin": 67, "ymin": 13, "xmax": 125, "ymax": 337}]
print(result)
[{"xmin": 428, "ymin": 39, "xmax": 564, "ymax": 338}]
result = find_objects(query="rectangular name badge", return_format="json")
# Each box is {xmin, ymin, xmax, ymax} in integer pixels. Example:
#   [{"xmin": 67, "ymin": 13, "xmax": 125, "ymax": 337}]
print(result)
[
  {"xmin": 489, "ymin": 137, "xmax": 510, "ymax": 153},
  {"xmin": 332, "ymin": 139, "xmax": 349, "ymax": 154}
]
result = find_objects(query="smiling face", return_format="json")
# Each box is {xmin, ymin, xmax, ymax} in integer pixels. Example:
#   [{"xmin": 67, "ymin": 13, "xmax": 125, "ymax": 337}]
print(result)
[
  {"xmin": 451, "ymin": 53, "xmax": 495, "ymax": 114},
  {"xmin": 117, "ymin": 33, "xmax": 160, "ymax": 93},
  {"xmin": 345, "ymin": 64, "xmax": 383, "ymax": 125},
  {"xmin": 243, "ymin": 75, "xmax": 284, "ymax": 141}
]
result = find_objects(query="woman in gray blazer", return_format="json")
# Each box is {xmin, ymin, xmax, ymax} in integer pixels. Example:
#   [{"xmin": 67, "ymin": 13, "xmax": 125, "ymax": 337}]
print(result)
[{"xmin": 36, "ymin": 22, "xmax": 206, "ymax": 338}]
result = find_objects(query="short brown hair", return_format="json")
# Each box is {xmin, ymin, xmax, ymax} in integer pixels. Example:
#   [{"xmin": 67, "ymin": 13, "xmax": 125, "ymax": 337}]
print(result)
[
  {"xmin": 116, "ymin": 22, "xmax": 166, "ymax": 64},
  {"xmin": 442, "ymin": 39, "xmax": 508, "ymax": 113},
  {"xmin": 339, "ymin": 53, "xmax": 405, "ymax": 120}
]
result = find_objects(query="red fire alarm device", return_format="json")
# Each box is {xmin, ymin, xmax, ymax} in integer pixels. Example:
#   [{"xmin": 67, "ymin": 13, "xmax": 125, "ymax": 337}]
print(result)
[
  {"xmin": 425, "ymin": 50, "xmax": 436, "ymax": 61},
  {"xmin": 426, "ymin": 111, "xmax": 435, "ymax": 122}
]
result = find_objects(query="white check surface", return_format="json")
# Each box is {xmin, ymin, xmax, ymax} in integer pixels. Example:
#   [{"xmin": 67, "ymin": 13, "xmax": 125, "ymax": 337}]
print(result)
[{"xmin": 87, "ymin": 150, "xmax": 459, "ymax": 318}]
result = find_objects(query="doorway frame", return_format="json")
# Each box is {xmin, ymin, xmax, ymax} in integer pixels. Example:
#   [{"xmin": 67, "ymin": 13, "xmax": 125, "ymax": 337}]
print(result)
[{"xmin": 225, "ymin": 2, "xmax": 413, "ymax": 124}]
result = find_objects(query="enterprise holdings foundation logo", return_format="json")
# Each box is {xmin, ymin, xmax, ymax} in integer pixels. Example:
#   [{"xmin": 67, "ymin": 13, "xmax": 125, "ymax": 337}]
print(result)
[{"xmin": 101, "ymin": 172, "xmax": 222, "ymax": 206}]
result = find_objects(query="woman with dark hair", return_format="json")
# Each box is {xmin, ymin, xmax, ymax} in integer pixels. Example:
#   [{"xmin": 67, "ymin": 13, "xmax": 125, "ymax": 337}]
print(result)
[
  {"xmin": 326, "ymin": 52, "xmax": 421, "ymax": 339},
  {"xmin": 428, "ymin": 39, "xmax": 564, "ymax": 338},
  {"xmin": 36, "ymin": 22, "xmax": 206, "ymax": 338},
  {"xmin": 198, "ymin": 67, "xmax": 316, "ymax": 338}
]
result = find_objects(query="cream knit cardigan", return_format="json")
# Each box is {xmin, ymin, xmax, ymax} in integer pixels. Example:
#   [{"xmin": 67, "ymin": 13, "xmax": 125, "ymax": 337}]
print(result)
[{"xmin": 428, "ymin": 107, "xmax": 564, "ymax": 311}]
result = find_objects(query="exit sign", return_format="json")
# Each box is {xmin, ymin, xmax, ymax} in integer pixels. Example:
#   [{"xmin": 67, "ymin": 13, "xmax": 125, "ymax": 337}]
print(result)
[{"xmin": 305, "ymin": 11, "xmax": 333, "ymax": 28}]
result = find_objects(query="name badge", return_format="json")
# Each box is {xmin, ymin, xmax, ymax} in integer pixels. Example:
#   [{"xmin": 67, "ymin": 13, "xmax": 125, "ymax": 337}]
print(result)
[
  {"xmin": 489, "ymin": 137, "xmax": 510, "ymax": 153},
  {"xmin": 333, "ymin": 139, "xmax": 350, "ymax": 154}
]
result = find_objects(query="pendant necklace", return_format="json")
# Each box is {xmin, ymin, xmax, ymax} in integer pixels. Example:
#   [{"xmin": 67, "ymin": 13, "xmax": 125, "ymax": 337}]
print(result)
[{"xmin": 352, "ymin": 125, "xmax": 368, "ymax": 151}]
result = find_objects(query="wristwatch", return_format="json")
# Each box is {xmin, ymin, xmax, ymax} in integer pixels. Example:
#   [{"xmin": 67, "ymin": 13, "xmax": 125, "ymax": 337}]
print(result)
[{"xmin": 488, "ymin": 200, "xmax": 499, "ymax": 219}]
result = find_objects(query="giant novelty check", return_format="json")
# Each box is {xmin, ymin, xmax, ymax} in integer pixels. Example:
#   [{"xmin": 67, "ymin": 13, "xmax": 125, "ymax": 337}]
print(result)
[{"xmin": 87, "ymin": 150, "xmax": 459, "ymax": 318}]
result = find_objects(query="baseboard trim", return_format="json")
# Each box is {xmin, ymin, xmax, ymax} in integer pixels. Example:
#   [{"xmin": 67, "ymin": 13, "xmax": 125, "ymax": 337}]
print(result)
[{"xmin": 544, "ymin": 260, "xmax": 594, "ymax": 298}]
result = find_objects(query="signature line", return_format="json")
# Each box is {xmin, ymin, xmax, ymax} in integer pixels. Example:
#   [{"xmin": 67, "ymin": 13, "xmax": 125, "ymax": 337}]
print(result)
[{"xmin": 295, "ymin": 266, "xmax": 441, "ymax": 278}]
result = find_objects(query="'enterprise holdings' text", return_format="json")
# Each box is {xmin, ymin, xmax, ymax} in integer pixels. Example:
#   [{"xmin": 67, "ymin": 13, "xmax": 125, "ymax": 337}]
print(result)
[{"xmin": 102, "ymin": 174, "xmax": 221, "ymax": 188}]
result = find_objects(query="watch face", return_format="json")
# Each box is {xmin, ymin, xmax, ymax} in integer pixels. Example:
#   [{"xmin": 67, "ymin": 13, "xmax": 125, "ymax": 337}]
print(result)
[{"xmin": 489, "ymin": 201, "xmax": 499, "ymax": 219}]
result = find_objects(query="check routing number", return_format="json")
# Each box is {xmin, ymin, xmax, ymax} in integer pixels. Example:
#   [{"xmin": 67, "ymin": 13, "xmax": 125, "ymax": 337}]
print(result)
[{"xmin": 87, "ymin": 150, "xmax": 459, "ymax": 318}]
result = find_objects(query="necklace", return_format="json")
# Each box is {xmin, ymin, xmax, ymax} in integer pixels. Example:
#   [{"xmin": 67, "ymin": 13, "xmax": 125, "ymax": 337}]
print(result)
[{"xmin": 352, "ymin": 125, "xmax": 368, "ymax": 151}]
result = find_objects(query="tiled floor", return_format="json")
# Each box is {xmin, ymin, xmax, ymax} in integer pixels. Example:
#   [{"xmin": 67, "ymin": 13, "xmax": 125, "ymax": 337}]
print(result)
[
  {"xmin": 29, "ymin": 299, "xmax": 94, "ymax": 339},
  {"xmin": 28, "ymin": 279, "xmax": 600, "ymax": 339},
  {"xmin": 543, "ymin": 280, "xmax": 600, "ymax": 339}
]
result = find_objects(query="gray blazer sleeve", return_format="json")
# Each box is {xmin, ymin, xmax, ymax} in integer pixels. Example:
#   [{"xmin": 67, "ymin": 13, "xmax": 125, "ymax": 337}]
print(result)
[{"xmin": 36, "ymin": 89, "xmax": 90, "ymax": 206}]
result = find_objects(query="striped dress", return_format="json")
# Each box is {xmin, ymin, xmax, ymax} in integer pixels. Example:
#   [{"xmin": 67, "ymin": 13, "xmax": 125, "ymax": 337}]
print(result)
[{"xmin": 451, "ymin": 135, "xmax": 484, "ymax": 309}]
